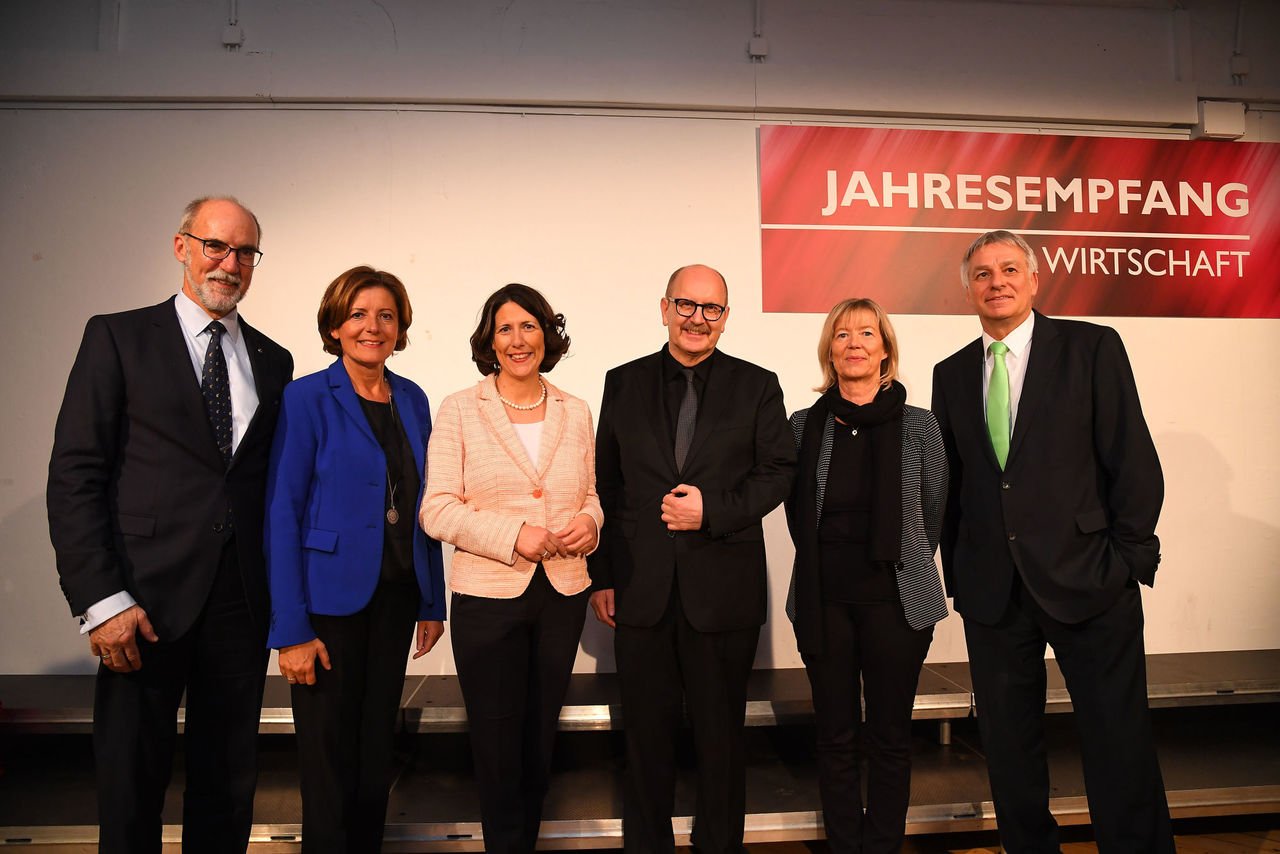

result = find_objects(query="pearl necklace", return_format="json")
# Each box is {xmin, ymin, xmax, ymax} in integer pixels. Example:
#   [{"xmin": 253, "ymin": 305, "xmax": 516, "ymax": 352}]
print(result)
[{"xmin": 498, "ymin": 376, "xmax": 546, "ymax": 411}]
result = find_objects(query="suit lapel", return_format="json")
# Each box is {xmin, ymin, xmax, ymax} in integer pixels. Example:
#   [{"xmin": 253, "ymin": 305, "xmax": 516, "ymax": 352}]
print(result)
[
  {"xmin": 476, "ymin": 375, "xmax": 542, "ymax": 484},
  {"xmin": 327, "ymin": 359, "xmax": 378, "ymax": 444},
  {"xmin": 633, "ymin": 350, "xmax": 680, "ymax": 476},
  {"xmin": 954, "ymin": 337, "xmax": 1002, "ymax": 471},
  {"xmin": 230, "ymin": 317, "xmax": 278, "ymax": 468},
  {"xmin": 1008, "ymin": 311, "xmax": 1060, "ymax": 465},
  {"xmin": 535, "ymin": 385, "xmax": 567, "ymax": 481},
  {"xmin": 152, "ymin": 300, "xmax": 225, "ymax": 469},
  {"xmin": 815, "ymin": 412, "xmax": 835, "ymax": 520},
  {"xmin": 682, "ymin": 351, "xmax": 729, "ymax": 468},
  {"xmin": 388, "ymin": 371, "xmax": 424, "ymax": 467}
]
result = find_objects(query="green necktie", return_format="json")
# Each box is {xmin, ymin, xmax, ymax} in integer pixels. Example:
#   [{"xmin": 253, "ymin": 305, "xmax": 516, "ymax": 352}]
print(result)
[{"xmin": 987, "ymin": 340, "xmax": 1011, "ymax": 468}]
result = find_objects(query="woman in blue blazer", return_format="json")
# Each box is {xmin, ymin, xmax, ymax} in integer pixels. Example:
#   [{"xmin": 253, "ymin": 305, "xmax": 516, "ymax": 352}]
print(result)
[{"xmin": 265, "ymin": 266, "xmax": 446, "ymax": 853}]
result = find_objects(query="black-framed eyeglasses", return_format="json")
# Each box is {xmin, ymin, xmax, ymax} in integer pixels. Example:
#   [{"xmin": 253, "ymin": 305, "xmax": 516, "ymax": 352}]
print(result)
[
  {"xmin": 667, "ymin": 298, "xmax": 725, "ymax": 321},
  {"xmin": 182, "ymin": 232, "xmax": 264, "ymax": 268}
]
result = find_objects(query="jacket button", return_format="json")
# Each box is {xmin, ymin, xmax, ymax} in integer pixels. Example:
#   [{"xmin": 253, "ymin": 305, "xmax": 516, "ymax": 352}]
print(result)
[
  {"xmin": 1001, "ymin": 481, "xmax": 1011, "ymax": 489},
  {"xmin": 212, "ymin": 523, "xmax": 224, "ymax": 533},
  {"xmin": 667, "ymin": 531, "xmax": 675, "ymax": 539},
  {"xmin": 532, "ymin": 488, "xmax": 543, "ymax": 499},
  {"xmin": 1008, "ymin": 532, "xmax": 1017, "ymax": 542}
]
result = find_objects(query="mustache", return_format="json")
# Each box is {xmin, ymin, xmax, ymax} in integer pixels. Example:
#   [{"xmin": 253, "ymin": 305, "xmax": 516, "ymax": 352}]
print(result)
[
  {"xmin": 206, "ymin": 269, "xmax": 243, "ymax": 287},
  {"xmin": 681, "ymin": 321, "xmax": 711, "ymax": 334}
]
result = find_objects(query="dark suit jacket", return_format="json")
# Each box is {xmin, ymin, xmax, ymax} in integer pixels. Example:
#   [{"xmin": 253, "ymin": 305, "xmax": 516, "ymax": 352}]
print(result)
[
  {"xmin": 590, "ymin": 347, "xmax": 795, "ymax": 633},
  {"xmin": 264, "ymin": 359, "xmax": 446, "ymax": 650},
  {"xmin": 931, "ymin": 311, "xmax": 1162, "ymax": 626},
  {"xmin": 48, "ymin": 297, "xmax": 293, "ymax": 640}
]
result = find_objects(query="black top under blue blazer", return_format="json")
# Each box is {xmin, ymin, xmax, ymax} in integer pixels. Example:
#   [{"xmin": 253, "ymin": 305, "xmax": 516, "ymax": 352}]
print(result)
[
  {"xmin": 265, "ymin": 359, "xmax": 446, "ymax": 649},
  {"xmin": 784, "ymin": 405, "xmax": 949, "ymax": 652}
]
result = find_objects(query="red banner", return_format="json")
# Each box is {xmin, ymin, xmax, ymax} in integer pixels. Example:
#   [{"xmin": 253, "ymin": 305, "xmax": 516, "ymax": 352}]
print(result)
[{"xmin": 759, "ymin": 125, "xmax": 1280, "ymax": 317}]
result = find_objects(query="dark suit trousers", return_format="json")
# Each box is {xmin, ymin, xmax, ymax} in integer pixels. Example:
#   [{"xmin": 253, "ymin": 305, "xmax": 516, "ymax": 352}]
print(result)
[
  {"xmin": 290, "ymin": 579, "xmax": 419, "ymax": 854},
  {"xmin": 801, "ymin": 601, "xmax": 933, "ymax": 854},
  {"xmin": 450, "ymin": 566, "xmax": 588, "ymax": 854},
  {"xmin": 93, "ymin": 538, "xmax": 268, "ymax": 854},
  {"xmin": 963, "ymin": 578, "xmax": 1174, "ymax": 854},
  {"xmin": 614, "ymin": 583, "xmax": 760, "ymax": 854}
]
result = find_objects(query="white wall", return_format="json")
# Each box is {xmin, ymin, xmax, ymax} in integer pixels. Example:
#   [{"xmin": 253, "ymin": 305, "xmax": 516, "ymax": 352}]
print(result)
[{"xmin": 2, "ymin": 0, "xmax": 1278, "ymax": 675}]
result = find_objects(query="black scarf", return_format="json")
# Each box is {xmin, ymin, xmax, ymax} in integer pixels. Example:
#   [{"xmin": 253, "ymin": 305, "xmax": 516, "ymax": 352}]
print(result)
[{"xmin": 791, "ymin": 381, "xmax": 904, "ymax": 656}]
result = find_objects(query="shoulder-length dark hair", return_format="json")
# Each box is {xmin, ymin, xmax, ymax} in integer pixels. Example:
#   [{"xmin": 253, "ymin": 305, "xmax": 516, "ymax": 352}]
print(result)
[
  {"xmin": 469, "ymin": 283, "xmax": 570, "ymax": 376},
  {"xmin": 317, "ymin": 266, "xmax": 412, "ymax": 357}
]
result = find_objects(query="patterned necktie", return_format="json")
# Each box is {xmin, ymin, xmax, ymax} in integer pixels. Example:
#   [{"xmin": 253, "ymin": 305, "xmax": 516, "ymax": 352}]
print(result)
[
  {"xmin": 202, "ymin": 321, "xmax": 233, "ymax": 467},
  {"xmin": 674, "ymin": 367, "xmax": 698, "ymax": 472},
  {"xmin": 986, "ymin": 340, "xmax": 1011, "ymax": 469}
]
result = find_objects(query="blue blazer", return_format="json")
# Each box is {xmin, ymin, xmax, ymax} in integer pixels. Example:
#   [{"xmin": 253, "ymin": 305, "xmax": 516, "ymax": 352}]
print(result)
[{"xmin": 265, "ymin": 359, "xmax": 446, "ymax": 649}]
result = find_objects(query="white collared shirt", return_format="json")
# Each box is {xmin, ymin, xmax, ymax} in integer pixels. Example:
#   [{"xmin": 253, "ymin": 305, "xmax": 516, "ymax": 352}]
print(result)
[
  {"xmin": 981, "ymin": 312, "xmax": 1035, "ymax": 431},
  {"xmin": 174, "ymin": 290, "xmax": 260, "ymax": 453},
  {"xmin": 82, "ymin": 293, "xmax": 261, "ymax": 634}
]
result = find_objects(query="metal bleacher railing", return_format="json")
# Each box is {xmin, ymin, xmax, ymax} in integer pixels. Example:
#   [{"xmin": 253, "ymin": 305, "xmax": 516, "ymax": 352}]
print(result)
[{"xmin": 1, "ymin": 650, "xmax": 1277, "ymax": 850}]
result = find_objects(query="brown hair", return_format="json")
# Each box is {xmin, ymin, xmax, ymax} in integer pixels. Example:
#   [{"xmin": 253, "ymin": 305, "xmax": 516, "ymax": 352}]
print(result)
[
  {"xmin": 469, "ymin": 283, "xmax": 570, "ymax": 376},
  {"xmin": 317, "ymin": 266, "xmax": 412, "ymax": 356},
  {"xmin": 814, "ymin": 298, "xmax": 900, "ymax": 392}
]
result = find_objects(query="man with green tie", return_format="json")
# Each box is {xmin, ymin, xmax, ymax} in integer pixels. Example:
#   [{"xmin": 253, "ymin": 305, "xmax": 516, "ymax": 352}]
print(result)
[{"xmin": 931, "ymin": 230, "xmax": 1173, "ymax": 854}]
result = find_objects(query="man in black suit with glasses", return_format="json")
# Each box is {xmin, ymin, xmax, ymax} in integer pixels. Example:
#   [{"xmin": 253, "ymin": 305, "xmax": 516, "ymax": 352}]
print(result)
[
  {"xmin": 48, "ymin": 196, "xmax": 292, "ymax": 853},
  {"xmin": 589, "ymin": 264, "xmax": 795, "ymax": 854}
]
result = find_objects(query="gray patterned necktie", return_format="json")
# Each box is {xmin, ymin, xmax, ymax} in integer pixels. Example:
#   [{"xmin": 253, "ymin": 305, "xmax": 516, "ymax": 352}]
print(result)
[
  {"xmin": 202, "ymin": 320, "xmax": 233, "ymax": 467},
  {"xmin": 674, "ymin": 367, "xmax": 697, "ymax": 472}
]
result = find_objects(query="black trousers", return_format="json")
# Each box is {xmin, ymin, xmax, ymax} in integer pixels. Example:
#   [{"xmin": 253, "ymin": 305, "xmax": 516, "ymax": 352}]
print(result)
[
  {"xmin": 93, "ymin": 539, "xmax": 268, "ymax": 854},
  {"xmin": 801, "ymin": 600, "xmax": 934, "ymax": 854},
  {"xmin": 290, "ymin": 579, "xmax": 419, "ymax": 854},
  {"xmin": 614, "ymin": 583, "xmax": 760, "ymax": 854},
  {"xmin": 450, "ymin": 567, "xmax": 588, "ymax": 854},
  {"xmin": 963, "ymin": 578, "xmax": 1174, "ymax": 854}
]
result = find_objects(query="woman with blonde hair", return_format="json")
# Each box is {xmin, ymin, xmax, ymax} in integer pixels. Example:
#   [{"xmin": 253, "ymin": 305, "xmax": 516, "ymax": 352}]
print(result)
[{"xmin": 785, "ymin": 298, "xmax": 948, "ymax": 853}]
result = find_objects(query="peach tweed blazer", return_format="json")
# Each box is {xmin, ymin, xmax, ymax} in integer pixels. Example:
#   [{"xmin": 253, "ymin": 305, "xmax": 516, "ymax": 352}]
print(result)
[{"xmin": 420, "ymin": 374, "xmax": 603, "ymax": 599}]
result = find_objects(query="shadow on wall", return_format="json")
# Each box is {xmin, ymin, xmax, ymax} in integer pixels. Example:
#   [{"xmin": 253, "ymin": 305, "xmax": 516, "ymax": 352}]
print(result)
[
  {"xmin": 577, "ymin": 609, "xmax": 615, "ymax": 672},
  {"xmin": 1146, "ymin": 430, "xmax": 1278, "ymax": 652},
  {"xmin": 0, "ymin": 494, "xmax": 93, "ymax": 674}
]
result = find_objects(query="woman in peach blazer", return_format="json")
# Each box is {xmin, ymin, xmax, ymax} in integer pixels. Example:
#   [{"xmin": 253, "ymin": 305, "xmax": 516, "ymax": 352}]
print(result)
[{"xmin": 420, "ymin": 283, "xmax": 601, "ymax": 854}]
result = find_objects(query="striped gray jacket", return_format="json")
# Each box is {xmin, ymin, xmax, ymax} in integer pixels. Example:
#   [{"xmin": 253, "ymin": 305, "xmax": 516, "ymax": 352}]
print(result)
[{"xmin": 785, "ymin": 404, "xmax": 950, "ymax": 631}]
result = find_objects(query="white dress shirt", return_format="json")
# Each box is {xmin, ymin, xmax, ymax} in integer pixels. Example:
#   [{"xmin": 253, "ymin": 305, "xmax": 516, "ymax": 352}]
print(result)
[
  {"xmin": 981, "ymin": 312, "xmax": 1035, "ymax": 431},
  {"xmin": 174, "ymin": 290, "xmax": 260, "ymax": 452},
  {"xmin": 81, "ymin": 292, "xmax": 260, "ymax": 634}
]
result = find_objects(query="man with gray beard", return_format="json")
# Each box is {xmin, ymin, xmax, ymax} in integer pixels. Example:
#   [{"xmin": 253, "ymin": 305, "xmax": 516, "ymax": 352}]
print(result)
[{"xmin": 48, "ymin": 196, "xmax": 293, "ymax": 853}]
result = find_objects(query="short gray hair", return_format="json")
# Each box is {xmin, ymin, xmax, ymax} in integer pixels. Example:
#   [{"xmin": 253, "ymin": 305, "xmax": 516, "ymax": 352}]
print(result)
[{"xmin": 960, "ymin": 230, "xmax": 1036, "ymax": 288}]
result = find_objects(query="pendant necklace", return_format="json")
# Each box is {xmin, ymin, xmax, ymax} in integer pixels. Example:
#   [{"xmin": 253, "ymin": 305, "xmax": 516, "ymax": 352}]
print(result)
[{"xmin": 385, "ymin": 381, "xmax": 402, "ymax": 525}]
